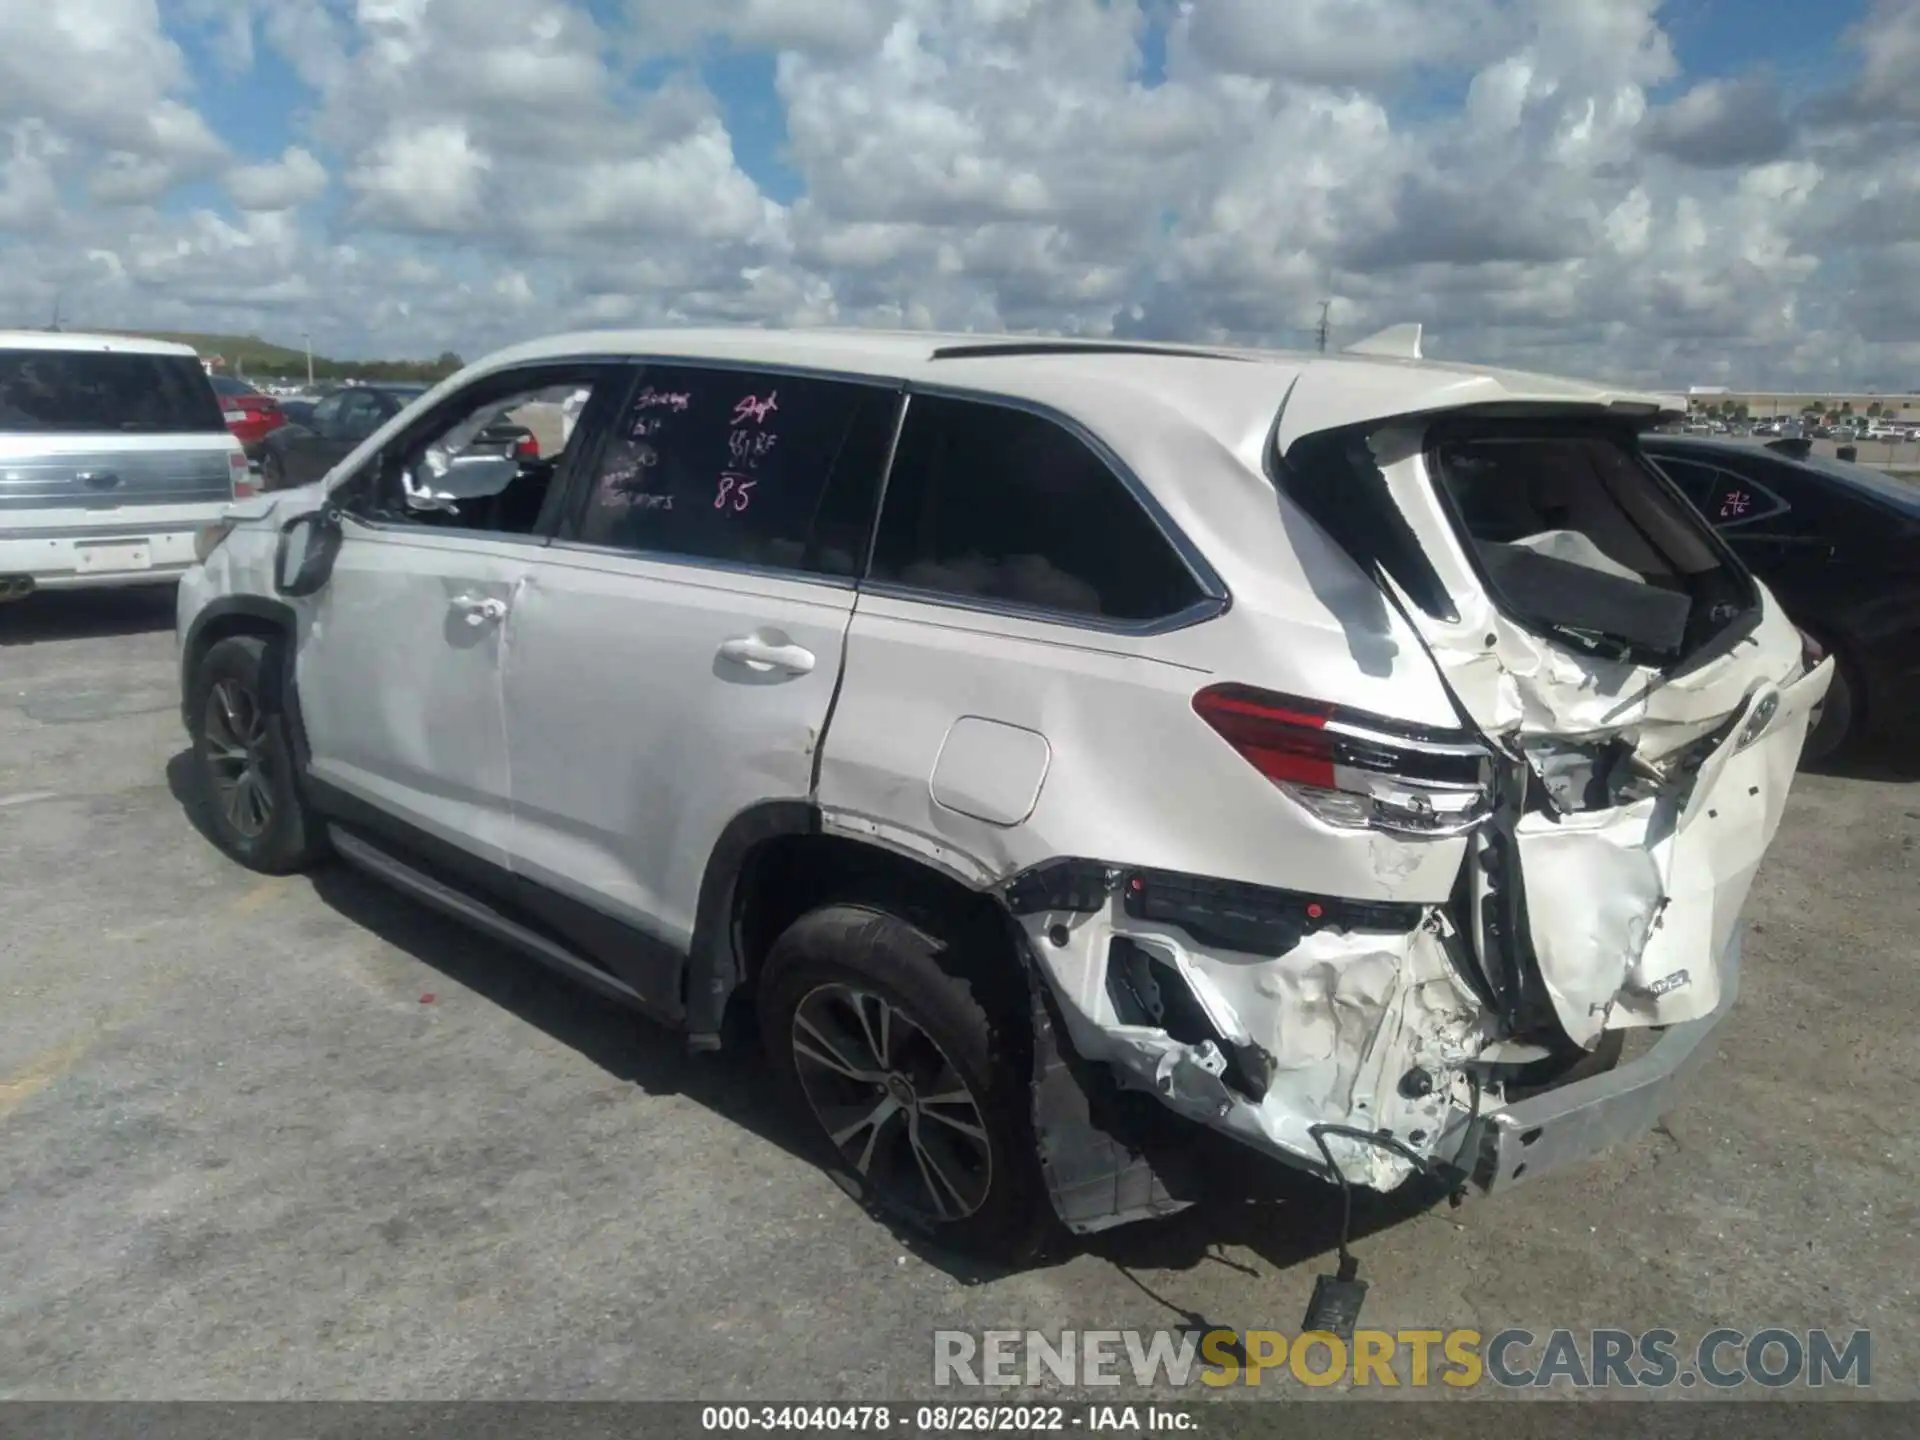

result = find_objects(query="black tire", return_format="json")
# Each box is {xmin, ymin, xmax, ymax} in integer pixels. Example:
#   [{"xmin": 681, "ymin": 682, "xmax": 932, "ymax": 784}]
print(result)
[
  {"xmin": 187, "ymin": 634, "xmax": 327, "ymax": 874},
  {"xmin": 760, "ymin": 902, "xmax": 1048, "ymax": 1259},
  {"xmin": 1802, "ymin": 644, "xmax": 1857, "ymax": 764}
]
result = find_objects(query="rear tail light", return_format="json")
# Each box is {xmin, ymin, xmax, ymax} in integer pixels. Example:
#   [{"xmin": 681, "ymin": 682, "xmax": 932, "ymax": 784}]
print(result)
[
  {"xmin": 228, "ymin": 450, "xmax": 255, "ymax": 498},
  {"xmin": 1193, "ymin": 684, "xmax": 1493, "ymax": 837},
  {"xmin": 515, "ymin": 433, "xmax": 540, "ymax": 459}
]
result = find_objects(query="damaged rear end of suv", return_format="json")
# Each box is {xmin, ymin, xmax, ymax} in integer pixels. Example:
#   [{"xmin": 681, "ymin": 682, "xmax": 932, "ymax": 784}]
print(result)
[
  {"xmin": 937, "ymin": 344, "xmax": 1829, "ymax": 1267},
  {"xmin": 1273, "ymin": 396, "xmax": 1828, "ymax": 1197},
  {"xmin": 176, "ymin": 325, "xmax": 1823, "ymax": 1294}
]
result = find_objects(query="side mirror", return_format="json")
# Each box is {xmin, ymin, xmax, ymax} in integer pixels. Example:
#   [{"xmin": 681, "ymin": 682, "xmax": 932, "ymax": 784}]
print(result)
[{"xmin": 274, "ymin": 508, "xmax": 344, "ymax": 597}]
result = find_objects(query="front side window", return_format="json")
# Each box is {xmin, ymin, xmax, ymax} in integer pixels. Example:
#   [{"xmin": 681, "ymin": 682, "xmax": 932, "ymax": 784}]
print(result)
[
  {"xmin": 0, "ymin": 350, "xmax": 225, "ymax": 434},
  {"xmin": 344, "ymin": 374, "xmax": 598, "ymax": 537},
  {"xmin": 567, "ymin": 365, "xmax": 896, "ymax": 578},
  {"xmin": 868, "ymin": 394, "xmax": 1203, "ymax": 622}
]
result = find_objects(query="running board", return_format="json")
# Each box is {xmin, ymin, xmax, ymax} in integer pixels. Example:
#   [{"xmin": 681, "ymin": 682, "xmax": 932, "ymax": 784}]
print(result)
[{"xmin": 326, "ymin": 824, "xmax": 653, "ymax": 1011}]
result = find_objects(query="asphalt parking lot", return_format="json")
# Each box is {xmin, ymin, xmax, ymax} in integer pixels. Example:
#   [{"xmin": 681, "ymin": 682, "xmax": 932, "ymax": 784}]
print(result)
[{"xmin": 2, "ymin": 586, "xmax": 1917, "ymax": 1404}]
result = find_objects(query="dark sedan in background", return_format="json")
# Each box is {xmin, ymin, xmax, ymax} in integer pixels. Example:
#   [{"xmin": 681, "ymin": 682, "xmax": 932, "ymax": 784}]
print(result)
[
  {"xmin": 256, "ymin": 383, "xmax": 540, "ymax": 491},
  {"xmin": 1644, "ymin": 435, "xmax": 1920, "ymax": 760}
]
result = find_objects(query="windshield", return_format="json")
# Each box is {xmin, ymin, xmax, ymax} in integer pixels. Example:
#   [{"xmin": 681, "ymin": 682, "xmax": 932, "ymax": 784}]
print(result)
[
  {"xmin": 0, "ymin": 350, "xmax": 227, "ymax": 434},
  {"xmin": 209, "ymin": 376, "xmax": 258, "ymax": 398}
]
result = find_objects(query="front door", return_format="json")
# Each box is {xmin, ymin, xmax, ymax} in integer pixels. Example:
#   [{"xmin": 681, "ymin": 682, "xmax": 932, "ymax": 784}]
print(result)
[
  {"xmin": 501, "ymin": 362, "xmax": 897, "ymax": 1009},
  {"xmin": 292, "ymin": 366, "xmax": 612, "ymax": 871},
  {"xmin": 296, "ymin": 522, "xmax": 535, "ymax": 868}
]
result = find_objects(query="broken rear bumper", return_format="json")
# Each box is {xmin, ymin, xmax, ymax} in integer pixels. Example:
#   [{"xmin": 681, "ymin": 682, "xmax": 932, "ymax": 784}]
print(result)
[{"xmin": 1468, "ymin": 933, "xmax": 1741, "ymax": 1194}]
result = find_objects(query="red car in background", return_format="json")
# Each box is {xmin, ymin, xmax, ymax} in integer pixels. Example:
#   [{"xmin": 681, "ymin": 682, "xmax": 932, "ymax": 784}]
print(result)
[{"xmin": 208, "ymin": 375, "xmax": 284, "ymax": 457}]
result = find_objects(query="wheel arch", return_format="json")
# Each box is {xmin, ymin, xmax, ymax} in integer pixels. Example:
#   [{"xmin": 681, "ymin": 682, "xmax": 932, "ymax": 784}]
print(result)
[
  {"xmin": 180, "ymin": 596, "xmax": 309, "ymax": 765},
  {"xmin": 685, "ymin": 804, "xmax": 1029, "ymax": 1047}
]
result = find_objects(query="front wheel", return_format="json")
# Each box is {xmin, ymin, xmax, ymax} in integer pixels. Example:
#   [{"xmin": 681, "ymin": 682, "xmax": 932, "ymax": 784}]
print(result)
[
  {"xmin": 760, "ymin": 903, "xmax": 1048, "ymax": 1259},
  {"xmin": 187, "ymin": 634, "xmax": 327, "ymax": 873}
]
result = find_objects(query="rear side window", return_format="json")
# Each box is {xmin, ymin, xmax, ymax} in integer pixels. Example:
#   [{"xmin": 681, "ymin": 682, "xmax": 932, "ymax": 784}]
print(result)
[
  {"xmin": 869, "ymin": 395, "xmax": 1202, "ymax": 622},
  {"xmin": 568, "ymin": 366, "xmax": 897, "ymax": 579},
  {"xmin": 1651, "ymin": 457, "xmax": 1790, "ymax": 527},
  {"xmin": 0, "ymin": 350, "xmax": 225, "ymax": 434}
]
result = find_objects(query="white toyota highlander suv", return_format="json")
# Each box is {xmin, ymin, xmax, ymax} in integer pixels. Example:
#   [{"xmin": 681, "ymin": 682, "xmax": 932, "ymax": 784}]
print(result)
[{"xmin": 175, "ymin": 327, "xmax": 1827, "ymax": 1262}]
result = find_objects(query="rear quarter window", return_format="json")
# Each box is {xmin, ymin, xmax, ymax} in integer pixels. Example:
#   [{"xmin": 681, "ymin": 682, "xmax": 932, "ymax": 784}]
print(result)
[
  {"xmin": 0, "ymin": 350, "xmax": 226, "ymax": 434},
  {"xmin": 869, "ymin": 394, "xmax": 1206, "ymax": 624}
]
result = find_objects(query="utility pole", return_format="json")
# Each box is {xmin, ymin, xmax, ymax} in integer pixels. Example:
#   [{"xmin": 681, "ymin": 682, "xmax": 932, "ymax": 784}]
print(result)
[
  {"xmin": 302, "ymin": 331, "xmax": 314, "ymax": 389},
  {"xmin": 1315, "ymin": 300, "xmax": 1331, "ymax": 354},
  {"xmin": 48, "ymin": 293, "xmax": 62, "ymax": 332}
]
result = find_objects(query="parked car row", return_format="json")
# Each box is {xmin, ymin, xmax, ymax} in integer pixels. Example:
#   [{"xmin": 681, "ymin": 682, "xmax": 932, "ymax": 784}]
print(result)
[{"xmin": 1677, "ymin": 417, "xmax": 1919, "ymax": 442}]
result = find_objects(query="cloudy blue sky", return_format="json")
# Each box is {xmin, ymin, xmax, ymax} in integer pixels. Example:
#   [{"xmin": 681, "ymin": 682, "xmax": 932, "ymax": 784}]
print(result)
[{"xmin": 2, "ymin": 0, "xmax": 1916, "ymax": 389}]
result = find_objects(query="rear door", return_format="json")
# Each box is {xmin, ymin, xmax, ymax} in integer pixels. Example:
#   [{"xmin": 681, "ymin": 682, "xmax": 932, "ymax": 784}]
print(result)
[{"xmin": 500, "ymin": 363, "xmax": 896, "ymax": 1007}]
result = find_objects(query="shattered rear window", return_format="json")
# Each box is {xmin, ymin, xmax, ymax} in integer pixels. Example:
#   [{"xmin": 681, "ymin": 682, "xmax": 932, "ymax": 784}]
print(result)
[{"xmin": 1430, "ymin": 431, "xmax": 1748, "ymax": 664}]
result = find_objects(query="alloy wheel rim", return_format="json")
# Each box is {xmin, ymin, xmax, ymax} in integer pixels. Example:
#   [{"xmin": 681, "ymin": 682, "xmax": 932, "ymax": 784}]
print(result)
[
  {"xmin": 203, "ymin": 678, "xmax": 273, "ymax": 839},
  {"xmin": 790, "ymin": 983, "xmax": 994, "ymax": 1224}
]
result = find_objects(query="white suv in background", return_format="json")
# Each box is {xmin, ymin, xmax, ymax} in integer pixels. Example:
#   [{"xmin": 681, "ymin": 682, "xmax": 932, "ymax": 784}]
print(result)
[
  {"xmin": 1, "ymin": 332, "xmax": 250, "ymax": 601},
  {"xmin": 175, "ymin": 328, "xmax": 1827, "ymax": 1260}
]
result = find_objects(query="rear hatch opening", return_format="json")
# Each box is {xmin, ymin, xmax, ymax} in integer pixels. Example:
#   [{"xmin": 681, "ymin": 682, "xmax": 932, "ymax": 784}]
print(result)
[
  {"xmin": 1423, "ymin": 421, "xmax": 1761, "ymax": 674},
  {"xmin": 1275, "ymin": 409, "xmax": 1826, "ymax": 1059}
]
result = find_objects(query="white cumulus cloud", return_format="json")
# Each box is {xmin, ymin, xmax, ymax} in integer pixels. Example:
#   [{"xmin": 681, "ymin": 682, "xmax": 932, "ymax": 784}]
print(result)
[{"xmin": 0, "ymin": 0, "xmax": 1917, "ymax": 388}]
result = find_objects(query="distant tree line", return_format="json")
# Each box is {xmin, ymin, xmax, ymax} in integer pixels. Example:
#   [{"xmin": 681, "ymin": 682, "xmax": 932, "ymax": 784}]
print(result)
[{"xmin": 240, "ymin": 350, "xmax": 466, "ymax": 384}]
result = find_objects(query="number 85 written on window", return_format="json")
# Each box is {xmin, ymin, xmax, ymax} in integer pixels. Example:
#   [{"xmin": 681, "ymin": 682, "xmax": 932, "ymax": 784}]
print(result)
[{"xmin": 715, "ymin": 474, "xmax": 756, "ymax": 512}]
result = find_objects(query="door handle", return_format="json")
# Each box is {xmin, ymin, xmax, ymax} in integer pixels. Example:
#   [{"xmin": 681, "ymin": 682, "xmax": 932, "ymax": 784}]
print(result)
[
  {"xmin": 718, "ymin": 635, "xmax": 816, "ymax": 674},
  {"xmin": 77, "ymin": 470, "xmax": 121, "ymax": 490},
  {"xmin": 451, "ymin": 594, "xmax": 508, "ymax": 626}
]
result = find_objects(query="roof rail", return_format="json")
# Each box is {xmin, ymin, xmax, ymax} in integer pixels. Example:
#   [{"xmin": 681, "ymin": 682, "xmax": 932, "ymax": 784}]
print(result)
[
  {"xmin": 1342, "ymin": 323, "xmax": 1424, "ymax": 360},
  {"xmin": 928, "ymin": 339, "xmax": 1253, "ymax": 363}
]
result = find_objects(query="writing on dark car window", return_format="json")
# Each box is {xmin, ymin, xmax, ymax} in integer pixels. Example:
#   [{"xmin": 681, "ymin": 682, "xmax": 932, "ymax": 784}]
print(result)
[{"xmin": 571, "ymin": 368, "xmax": 892, "ymax": 577}]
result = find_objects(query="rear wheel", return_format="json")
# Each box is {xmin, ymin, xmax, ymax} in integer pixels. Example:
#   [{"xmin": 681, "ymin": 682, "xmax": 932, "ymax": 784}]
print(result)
[
  {"xmin": 187, "ymin": 634, "xmax": 327, "ymax": 873},
  {"xmin": 760, "ymin": 902, "xmax": 1047, "ymax": 1258}
]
